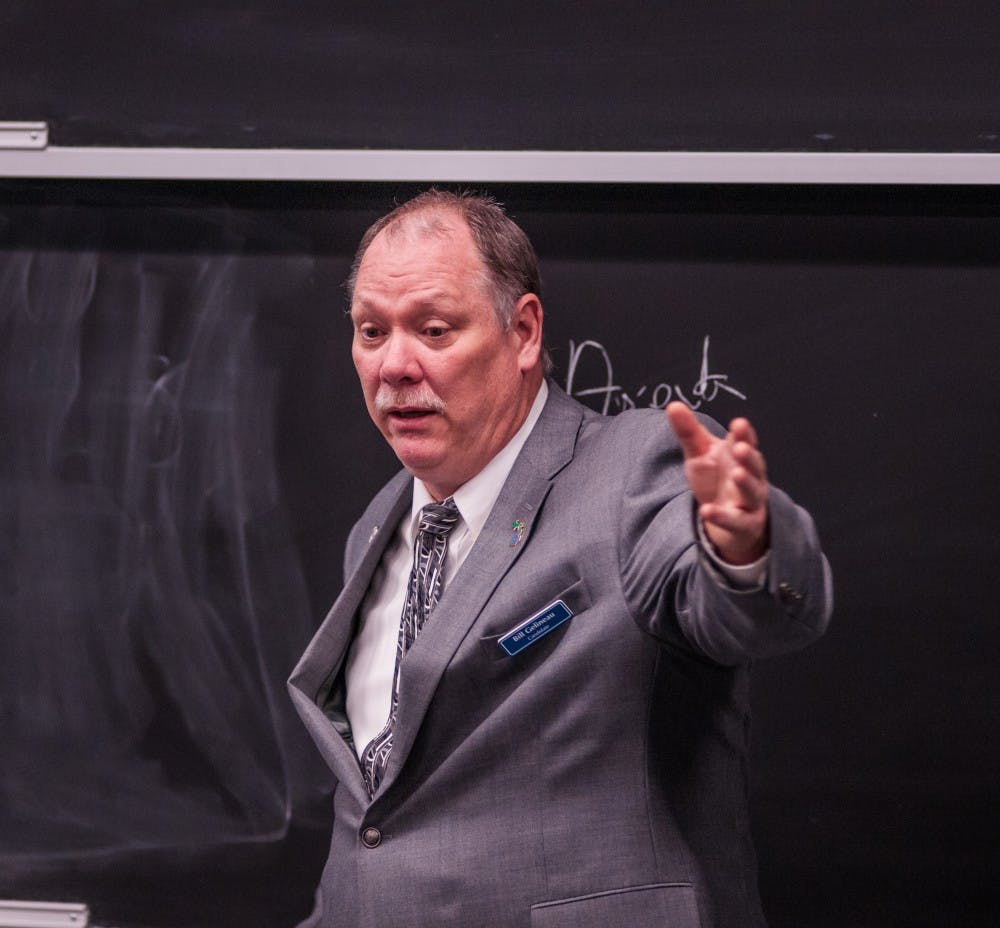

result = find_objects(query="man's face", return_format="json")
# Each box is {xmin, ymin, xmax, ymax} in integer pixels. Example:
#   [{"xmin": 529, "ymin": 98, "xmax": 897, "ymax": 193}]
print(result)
[{"xmin": 350, "ymin": 215, "xmax": 540, "ymax": 500}]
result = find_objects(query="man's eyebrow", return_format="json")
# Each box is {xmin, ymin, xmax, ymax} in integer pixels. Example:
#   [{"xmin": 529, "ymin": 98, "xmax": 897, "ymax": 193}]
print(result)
[{"xmin": 349, "ymin": 295, "xmax": 379, "ymax": 316}]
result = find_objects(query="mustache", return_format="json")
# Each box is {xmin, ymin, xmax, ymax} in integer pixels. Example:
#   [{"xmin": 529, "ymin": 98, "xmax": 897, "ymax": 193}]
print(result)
[{"xmin": 374, "ymin": 384, "xmax": 447, "ymax": 415}]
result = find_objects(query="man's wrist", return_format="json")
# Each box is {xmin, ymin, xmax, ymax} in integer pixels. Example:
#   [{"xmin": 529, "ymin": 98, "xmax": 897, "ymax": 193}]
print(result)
[{"xmin": 697, "ymin": 518, "xmax": 769, "ymax": 589}]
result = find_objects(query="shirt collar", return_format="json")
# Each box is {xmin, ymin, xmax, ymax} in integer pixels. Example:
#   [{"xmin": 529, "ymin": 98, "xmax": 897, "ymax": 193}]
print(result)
[{"xmin": 409, "ymin": 380, "xmax": 549, "ymax": 539}]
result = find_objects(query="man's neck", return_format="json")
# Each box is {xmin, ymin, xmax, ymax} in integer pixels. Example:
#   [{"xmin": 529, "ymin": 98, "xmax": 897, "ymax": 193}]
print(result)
[{"xmin": 413, "ymin": 380, "xmax": 549, "ymax": 530}]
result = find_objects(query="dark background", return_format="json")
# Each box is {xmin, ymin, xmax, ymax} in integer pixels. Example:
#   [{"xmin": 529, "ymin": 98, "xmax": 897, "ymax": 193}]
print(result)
[
  {"xmin": 2, "ymin": 2, "xmax": 1000, "ymax": 152},
  {"xmin": 1, "ymin": 3, "xmax": 999, "ymax": 926},
  {"xmin": 2, "ymin": 180, "xmax": 998, "ymax": 927}
]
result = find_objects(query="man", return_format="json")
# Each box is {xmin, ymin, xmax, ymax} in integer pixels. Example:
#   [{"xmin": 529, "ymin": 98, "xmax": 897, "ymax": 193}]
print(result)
[{"xmin": 288, "ymin": 190, "xmax": 832, "ymax": 927}]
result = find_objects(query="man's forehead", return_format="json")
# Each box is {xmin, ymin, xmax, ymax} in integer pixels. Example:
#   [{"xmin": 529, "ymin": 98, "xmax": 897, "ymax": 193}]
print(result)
[
  {"xmin": 356, "ymin": 213, "xmax": 482, "ymax": 283},
  {"xmin": 350, "ymin": 280, "xmax": 456, "ymax": 313}
]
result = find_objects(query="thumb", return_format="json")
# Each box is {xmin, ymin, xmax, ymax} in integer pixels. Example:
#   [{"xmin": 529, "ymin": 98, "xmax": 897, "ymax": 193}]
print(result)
[{"xmin": 666, "ymin": 402, "xmax": 712, "ymax": 458}]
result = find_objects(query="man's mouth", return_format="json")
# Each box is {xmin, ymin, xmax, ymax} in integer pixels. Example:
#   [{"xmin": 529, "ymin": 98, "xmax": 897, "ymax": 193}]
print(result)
[{"xmin": 388, "ymin": 407, "xmax": 435, "ymax": 420}]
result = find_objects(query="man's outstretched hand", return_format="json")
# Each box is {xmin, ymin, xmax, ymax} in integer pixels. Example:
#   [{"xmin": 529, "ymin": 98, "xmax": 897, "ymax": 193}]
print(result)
[{"xmin": 665, "ymin": 402, "xmax": 769, "ymax": 566}]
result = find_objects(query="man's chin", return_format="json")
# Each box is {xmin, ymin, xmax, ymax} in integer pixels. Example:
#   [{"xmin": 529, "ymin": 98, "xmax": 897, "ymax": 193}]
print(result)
[
  {"xmin": 381, "ymin": 411, "xmax": 441, "ymax": 441},
  {"xmin": 389, "ymin": 439, "xmax": 443, "ymax": 476}
]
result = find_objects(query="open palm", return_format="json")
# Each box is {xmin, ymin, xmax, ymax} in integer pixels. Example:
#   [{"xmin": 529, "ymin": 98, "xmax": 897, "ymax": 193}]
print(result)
[{"xmin": 666, "ymin": 402, "xmax": 769, "ymax": 565}]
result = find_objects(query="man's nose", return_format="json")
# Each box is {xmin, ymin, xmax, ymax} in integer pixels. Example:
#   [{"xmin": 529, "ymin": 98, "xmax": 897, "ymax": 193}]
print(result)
[{"xmin": 379, "ymin": 333, "xmax": 422, "ymax": 384}]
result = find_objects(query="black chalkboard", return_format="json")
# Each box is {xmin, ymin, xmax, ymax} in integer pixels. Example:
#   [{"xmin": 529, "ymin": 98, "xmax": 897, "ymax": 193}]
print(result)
[
  {"xmin": 1, "ymin": 180, "xmax": 998, "ymax": 928},
  {"xmin": 3, "ymin": 3, "xmax": 1000, "ymax": 152}
]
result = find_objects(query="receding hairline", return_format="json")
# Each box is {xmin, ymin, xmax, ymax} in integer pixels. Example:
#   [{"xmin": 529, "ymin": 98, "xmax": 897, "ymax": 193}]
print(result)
[
  {"xmin": 375, "ymin": 204, "xmax": 469, "ymax": 243},
  {"xmin": 346, "ymin": 191, "xmax": 537, "ymax": 304},
  {"xmin": 350, "ymin": 207, "xmax": 496, "ymax": 305},
  {"xmin": 356, "ymin": 206, "xmax": 486, "ymax": 274}
]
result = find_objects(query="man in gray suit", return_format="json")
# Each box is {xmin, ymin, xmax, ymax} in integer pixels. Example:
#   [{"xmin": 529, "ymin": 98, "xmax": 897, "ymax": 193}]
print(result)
[{"xmin": 288, "ymin": 190, "xmax": 832, "ymax": 927}]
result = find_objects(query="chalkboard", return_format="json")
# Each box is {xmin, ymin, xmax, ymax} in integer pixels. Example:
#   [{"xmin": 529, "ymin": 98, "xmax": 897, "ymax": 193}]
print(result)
[
  {"xmin": 3, "ymin": 3, "xmax": 1000, "ymax": 153},
  {"xmin": 1, "ymin": 180, "xmax": 998, "ymax": 928}
]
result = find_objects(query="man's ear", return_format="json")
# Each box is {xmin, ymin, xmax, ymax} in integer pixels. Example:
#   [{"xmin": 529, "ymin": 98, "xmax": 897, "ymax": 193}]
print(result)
[{"xmin": 511, "ymin": 293, "xmax": 544, "ymax": 373}]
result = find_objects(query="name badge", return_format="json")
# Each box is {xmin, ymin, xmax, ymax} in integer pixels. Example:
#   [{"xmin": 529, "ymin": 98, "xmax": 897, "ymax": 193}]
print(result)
[{"xmin": 498, "ymin": 600, "xmax": 573, "ymax": 657}]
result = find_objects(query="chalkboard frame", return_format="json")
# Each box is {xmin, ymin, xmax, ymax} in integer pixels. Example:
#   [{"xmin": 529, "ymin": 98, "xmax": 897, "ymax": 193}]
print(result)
[{"xmin": 2, "ymin": 144, "xmax": 1000, "ymax": 184}]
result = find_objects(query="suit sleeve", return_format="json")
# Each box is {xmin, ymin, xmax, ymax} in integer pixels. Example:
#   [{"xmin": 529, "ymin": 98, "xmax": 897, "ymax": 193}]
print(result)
[{"xmin": 617, "ymin": 413, "xmax": 833, "ymax": 665}]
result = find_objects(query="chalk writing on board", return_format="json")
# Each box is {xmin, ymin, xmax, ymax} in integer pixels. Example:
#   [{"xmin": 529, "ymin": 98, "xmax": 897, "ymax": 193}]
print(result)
[{"xmin": 563, "ymin": 335, "xmax": 747, "ymax": 415}]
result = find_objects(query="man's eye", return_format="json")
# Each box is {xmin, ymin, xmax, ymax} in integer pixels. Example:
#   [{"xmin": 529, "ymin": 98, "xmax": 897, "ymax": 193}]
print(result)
[
  {"xmin": 425, "ymin": 326, "xmax": 447, "ymax": 338},
  {"xmin": 360, "ymin": 326, "xmax": 381, "ymax": 340}
]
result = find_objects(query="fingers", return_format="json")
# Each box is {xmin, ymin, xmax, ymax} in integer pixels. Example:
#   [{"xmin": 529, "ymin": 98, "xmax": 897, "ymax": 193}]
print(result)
[
  {"xmin": 666, "ymin": 401, "xmax": 712, "ymax": 458},
  {"xmin": 730, "ymin": 461, "xmax": 768, "ymax": 511},
  {"xmin": 666, "ymin": 408, "xmax": 771, "ymax": 563},
  {"xmin": 728, "ymin": 417, "xmax": 758, "ymax": 448},
  {"xmin": 728, "ymin": 416, "xmax": 766, "ymax": 489},
  {"xmin": 669, "ymin": 407, "xmax": 763, "ymax": 461},
  {"xmin": 704, "ymin": 417, "xmax": 769, "ymax": 560},
  {"xmin": 699, "ymin": 500, "xmax": 769, "ymax": 565},
  {"xmin": 700, "ymin": 499, "xmax": 767, "ymax": 534},
  {"xmin": 732, "ymin": 440, "xmax": 766, "ymax": 484},
  {"xmin": 701, "ymin": 443, "xmax": 768, "ymax": 517}
]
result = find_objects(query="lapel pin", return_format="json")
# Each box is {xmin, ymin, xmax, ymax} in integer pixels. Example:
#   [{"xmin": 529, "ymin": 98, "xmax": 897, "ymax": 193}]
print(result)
[
  {"xmin": 509, "ymin": 519, "xmax": 526, "ymax": 547},
  {"xmin": 368, "ymin": 525, "xmax": 380, "ymax": 544}
]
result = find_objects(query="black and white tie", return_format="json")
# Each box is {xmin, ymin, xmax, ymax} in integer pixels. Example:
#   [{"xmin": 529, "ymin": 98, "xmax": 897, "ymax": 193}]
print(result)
[{"xmin": 360, "ymin": 497, "xmax": 461, "ymax": 797}]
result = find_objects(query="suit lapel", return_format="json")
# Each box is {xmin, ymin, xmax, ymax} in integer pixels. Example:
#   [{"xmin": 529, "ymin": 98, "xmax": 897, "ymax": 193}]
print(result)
[
  {"xmin": 377, "ymin": 384, "xmax": 585, "ymax": 797},
  {"xmin": 288, "ymin": 470, "xmax": 411, "ymax": 806}
]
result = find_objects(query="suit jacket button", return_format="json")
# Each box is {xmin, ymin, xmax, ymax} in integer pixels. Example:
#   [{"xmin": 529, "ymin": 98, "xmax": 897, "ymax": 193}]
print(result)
[
  {"xmin": 361, "ymin": 826, "xmax": 382, "ymax": 849},
  {"xmin": 778, "ymin": 582, "xmax": 803, "ymax": 604}
]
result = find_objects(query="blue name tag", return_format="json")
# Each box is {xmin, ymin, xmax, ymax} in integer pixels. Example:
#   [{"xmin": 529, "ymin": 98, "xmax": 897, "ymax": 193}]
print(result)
[{"xmin": 498, "ymin": 600, "xmax": 573, "ymax": 657}]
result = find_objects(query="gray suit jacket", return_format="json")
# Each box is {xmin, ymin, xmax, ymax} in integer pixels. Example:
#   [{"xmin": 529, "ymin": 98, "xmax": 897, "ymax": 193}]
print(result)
[{"xmin": 288, "ymin": 382, "xmax": 833, "ymax": 928}]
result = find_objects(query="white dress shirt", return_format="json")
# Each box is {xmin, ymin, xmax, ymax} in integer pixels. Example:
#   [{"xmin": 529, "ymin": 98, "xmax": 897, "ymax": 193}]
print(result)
[
  {"xmin": 344, "ymin": 381, "xmax": 550, "ymax": 756},
  {"xmin": 343, "ymin": 380, "xmax": 767, "ymax": 758}
]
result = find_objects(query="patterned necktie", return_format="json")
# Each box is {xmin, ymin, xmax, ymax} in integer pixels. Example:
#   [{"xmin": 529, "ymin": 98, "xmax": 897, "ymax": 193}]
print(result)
[{"xmin": 360, "ymin": 497, "xmax": 461, "ymax": 797}]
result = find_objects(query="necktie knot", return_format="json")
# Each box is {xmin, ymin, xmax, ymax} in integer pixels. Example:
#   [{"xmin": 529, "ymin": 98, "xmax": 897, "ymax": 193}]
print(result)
[{"xmin": 418, "ymin": 497, "xmax": 460, "ymax": 538}]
